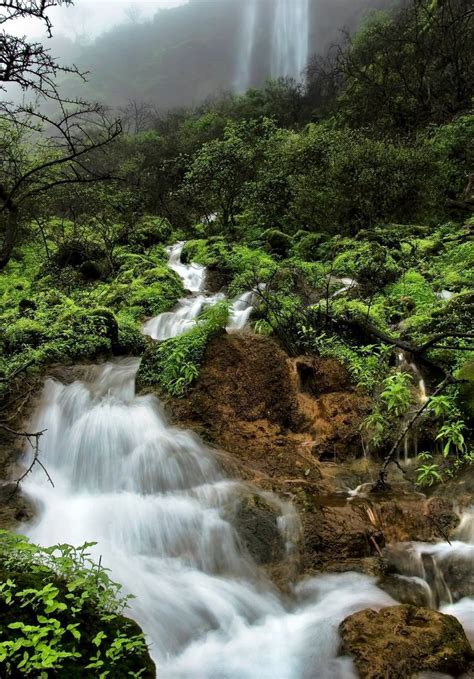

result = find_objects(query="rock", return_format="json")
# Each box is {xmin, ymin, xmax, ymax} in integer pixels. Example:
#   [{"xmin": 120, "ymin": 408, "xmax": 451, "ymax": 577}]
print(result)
[
  {"xmin": 340, "ymin": 605, "xmax": 473, "ymax": 679},
  {"xmin": 234, "ymin": 494, "xmax": 285, "ymax": 565},
  {"xmin": 204, "ymin": 266, "xmax": 232, "ymax": 293},
  {"xmin": 303, "ymin": 503, "xmax": 385, "ymax": 570},
  {"xmin": 378, "ymin": 496, "xmax": 459, "ymax": 544},
  {"xmin": 378, "ymin": 573, "xmax": 432, "ymax": 607},
  {"xmin": 0, "ymin": 485, "xmax": 34, "ymax": 529},
  {"xmin": 294, "ymin": 356, "xmax": 351, "ymax": 396}
]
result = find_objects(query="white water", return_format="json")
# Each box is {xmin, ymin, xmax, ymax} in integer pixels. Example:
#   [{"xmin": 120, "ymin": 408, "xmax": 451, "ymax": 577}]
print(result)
[
  {"xmin": 143, "ymin": 242, "xmax": 255, "ymax": 341},
  {"xmin": 234, "ymin": 0, "xmax": 259, "ymax": 93},
  {"xmin": 234, "ymin": 0, "xmax": 310, "ymax": 92},
  {"xmin": 18, "ymin": 243, "xmax": 474, "ymax": 676},
  {"xmin": 271, "ymin": 0, "xmax": 310, "ymax": 82}
]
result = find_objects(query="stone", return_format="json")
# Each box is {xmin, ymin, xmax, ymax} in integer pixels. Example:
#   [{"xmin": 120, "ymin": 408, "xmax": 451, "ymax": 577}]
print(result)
[{"xmin": 340, "ymin": 605, "xmax": 473, "ymax": 678}]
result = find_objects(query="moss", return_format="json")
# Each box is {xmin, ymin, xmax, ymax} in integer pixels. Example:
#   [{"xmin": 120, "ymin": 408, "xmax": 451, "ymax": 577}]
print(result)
[
  {"xmin": 126, "ymin": 215, "xmax": 172, "ymax": 250},
  {"xmin": 291, "ymin": 232, "xmax": 328, "ymax": 261},
  {"xmin": 4, "ymin": 319, "xmax": 48, "ymax": 352},
  {"xmin": 116, "ymin": 315, "xmax": 147, "ymax": 356},
  {"xmin": 457, "ymin": 360, "xmax": 474, "ymax": 421},
  {"xmin": 333, "ymin": 241, "xmax": 400, "ymax": 289},
  {"xmin": 261, "ymin": 229, "xmax": 293, "ymax": 257}
]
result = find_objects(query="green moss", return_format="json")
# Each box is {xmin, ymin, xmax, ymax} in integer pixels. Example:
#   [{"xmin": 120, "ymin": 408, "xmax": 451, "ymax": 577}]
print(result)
[{"xmin": 457, "ymin": 360, "xmax": 474, "ymax": 421}]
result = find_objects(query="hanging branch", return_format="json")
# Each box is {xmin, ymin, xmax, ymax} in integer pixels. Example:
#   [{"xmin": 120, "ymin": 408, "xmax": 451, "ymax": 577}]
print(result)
[
  {"xmin": 0, "ymin": 424, "xmax": 53, "ymax": 499},
  {"xmin": 371, "ymin": 375, "xmax": 452, "ymax": 492}
]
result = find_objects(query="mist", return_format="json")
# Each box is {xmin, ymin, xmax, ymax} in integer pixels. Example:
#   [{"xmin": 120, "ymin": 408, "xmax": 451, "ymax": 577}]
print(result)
[
  {"xmin": 9, "ymin": 0, "xmax": 397, "ymax": 113},
  {"xmin": 11, "ymin": 0, "xmax": 188, "ymax": 40}
]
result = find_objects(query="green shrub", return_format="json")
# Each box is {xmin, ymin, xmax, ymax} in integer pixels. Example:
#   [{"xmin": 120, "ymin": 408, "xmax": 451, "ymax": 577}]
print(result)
[
  {"xmin": 0, "ymin": 531, "xmax": 155, "ymax": 678},
  {"xmin": 137, "ymin": 301, "xmax": 229, "ymax": 395}
]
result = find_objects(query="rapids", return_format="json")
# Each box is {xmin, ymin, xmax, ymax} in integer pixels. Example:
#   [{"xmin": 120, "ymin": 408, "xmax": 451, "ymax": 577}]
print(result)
[{"xmin": 19, "ymin": 244, "xmax": 474, "ymax": 677}]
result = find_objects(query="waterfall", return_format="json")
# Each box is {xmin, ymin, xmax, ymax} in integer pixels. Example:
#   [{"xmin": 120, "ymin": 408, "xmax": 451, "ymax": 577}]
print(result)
[
  {"xmin": 271, "ymin": 0, "xmax": 310, "ymax": 82},
  {"xmin": 234, "ymin": 0, "xmax": 259, "ymax": 93},
  {"xmin": 142, "ymin": 242, "xmax": 256, "ymax": 341},
  {"xmin": 16, "ymin": 243, "xmax": 474, "ymax": 675}
]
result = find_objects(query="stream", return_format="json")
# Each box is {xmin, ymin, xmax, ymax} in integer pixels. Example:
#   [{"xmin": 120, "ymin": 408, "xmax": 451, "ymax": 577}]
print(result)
[{"xmin": 20, "ymin": 244, "xmax": 474, "ymax": 678}]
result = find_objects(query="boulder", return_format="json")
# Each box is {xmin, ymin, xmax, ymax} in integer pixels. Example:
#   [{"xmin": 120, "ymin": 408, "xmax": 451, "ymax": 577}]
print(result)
[
  {"xmin": 234, "ymin": 494, "xmax": 285, "ymax": 565},
  {"xmin": 339, "ymin": 605, "xmax": 473, "ymax": 678}
]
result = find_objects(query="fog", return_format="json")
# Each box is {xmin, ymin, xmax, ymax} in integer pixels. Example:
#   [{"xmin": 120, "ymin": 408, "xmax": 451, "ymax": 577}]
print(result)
[
  {"xmin": 6, "ymin": 0, "xmax": 396, "ymax": 112},
  {"xmin": 11, "ymin": 0, "xmax": 188, "ymax": 40}
]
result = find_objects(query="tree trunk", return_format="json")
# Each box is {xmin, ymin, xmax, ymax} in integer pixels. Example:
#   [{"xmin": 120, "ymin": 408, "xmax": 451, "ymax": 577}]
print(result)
[{"xmin": 0, "ymin": 207, "xmax": 19, "ymax": 269}]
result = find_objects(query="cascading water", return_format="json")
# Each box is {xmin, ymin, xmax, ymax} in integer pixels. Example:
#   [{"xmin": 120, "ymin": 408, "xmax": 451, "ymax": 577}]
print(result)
[
  {"xmin": 234, "ymin": 0, "xmax": 259, "ymax": 93},
  {"xmin": 234, "ymin": 0, "xmax": 310, "ymax": 92},
  {"xmin": 143, "ymin": 242, "xmax": 256, "ymax": 341},
  {"xmin": 17, "ymin": 243, "xmax": 474, "ymax": 676},
  {"xmin": 271, "ymin": 0, "xmax": 310, "ymax": 82}
]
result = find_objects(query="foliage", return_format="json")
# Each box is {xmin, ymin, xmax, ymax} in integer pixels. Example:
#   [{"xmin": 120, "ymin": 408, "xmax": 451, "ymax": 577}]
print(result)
[
  {"xmin": 0, "ymin": 531, "xmax": 154, "ymax": 677},
  {"xmin": 137, "ymin": 301, "xmax": 230, "ymax": 396}
]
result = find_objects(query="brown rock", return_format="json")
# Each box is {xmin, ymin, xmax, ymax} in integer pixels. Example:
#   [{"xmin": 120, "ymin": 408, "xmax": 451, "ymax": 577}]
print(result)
[
  {"xmin": 303, "ymin": 503, "xmax": 384, "ymax": 569},
  {"xmin": 340, "ymin": 605, "xmax": 473, "ymax": 678}
]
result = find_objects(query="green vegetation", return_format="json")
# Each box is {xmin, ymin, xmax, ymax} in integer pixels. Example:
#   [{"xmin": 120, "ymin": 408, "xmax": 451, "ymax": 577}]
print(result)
[
  {"xmin": 0, "ymin": 531, "xmax": 154, "ymax": 677},
  {"xmin": 137, "ymin": 302, "xmax": 230, "ymax": 396}
]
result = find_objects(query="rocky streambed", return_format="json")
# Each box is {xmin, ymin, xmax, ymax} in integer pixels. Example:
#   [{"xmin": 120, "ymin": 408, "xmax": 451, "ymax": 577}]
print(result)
[{"xmin": 0, "ymin": 243, "xmax": 473, "ymax": 678}]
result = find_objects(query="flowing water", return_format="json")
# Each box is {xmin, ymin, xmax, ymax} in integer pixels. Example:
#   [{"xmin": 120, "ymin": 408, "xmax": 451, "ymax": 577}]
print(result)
[
  {"xmin": 234, "ymin": 0, "xmax": 259, "ymax": 93},
  {"xmin": 142, "ymin": 242, "xmax": 255, "ymax": 341},
  {"xmin": 19, "ymin": 244, "xmax": 474, "ymax": 677},
  {"xmin": 271, "ymin": 0, "xmax": 310, "ymax": 82},
  {"xmin": 234, "ymin": 0, "xmax": 310, "ymax": 92}
]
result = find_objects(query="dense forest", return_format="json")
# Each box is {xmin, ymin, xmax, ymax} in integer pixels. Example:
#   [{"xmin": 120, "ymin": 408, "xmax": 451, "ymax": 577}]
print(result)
[{"xmin": 1, "ymin": 0, "xmax": 474, "ymax": 676}]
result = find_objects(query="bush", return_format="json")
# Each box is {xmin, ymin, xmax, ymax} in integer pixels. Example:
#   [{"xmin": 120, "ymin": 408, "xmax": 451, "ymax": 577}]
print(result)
[
  {"xmin": 137, "ymin": 301, "xmax": 229, "ymax": 395},
  {"xmin": 126, "ymin": 215, "xmax": 172, "ymax": 249},
  {"xmin": 0, "ymin": 531, "xmax": 155, "ymax": 678}
]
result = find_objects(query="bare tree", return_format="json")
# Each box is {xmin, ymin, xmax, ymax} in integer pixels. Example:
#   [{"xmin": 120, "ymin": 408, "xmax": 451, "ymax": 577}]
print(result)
[{"xmin": 0, "ymin": 0, "xmax": 122, "ymax": 268}]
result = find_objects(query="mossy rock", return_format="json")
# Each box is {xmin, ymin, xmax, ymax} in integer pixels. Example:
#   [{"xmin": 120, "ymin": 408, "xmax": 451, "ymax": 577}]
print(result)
[
  {"xmin": 291, "ymin": 232, "xmax": 327, "ymax": 261},
  {"xmin": 261, "ymin": 229, "xmax": 293, "ymax": 258},
  {"xmin": 458, "ymin": 359, "xmax": 474, "ymax": 421},
  {"xmin": 4, "ymin": 319, "xmax": 47, "ymax": 352},
  {"xmin": 126, "ymin": 215, "xmax": 172, "ymax": 249},
  {"xmin": 79, "ymin": 259, "xmax": 106, "ymax": 281},
  {"xmin": 52, "ymin": 240, "xmax": 104, "ymax": 268},
  {"xmin": 339, "ymin": 605, "xmax": 473, "ymax": 679}
]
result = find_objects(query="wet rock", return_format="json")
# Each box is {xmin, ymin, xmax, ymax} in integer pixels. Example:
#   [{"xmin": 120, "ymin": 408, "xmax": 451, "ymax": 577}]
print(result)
[
  {"xmin": 378, "ymin": 496, "xmax": 459, "ymax": 544},
  {"xmin": 340, "ymin": 605, "xmax": 474, "ymax": 678},
  {"xmin": 292, "ymin": 356, "xmax": 370, "ymax": 461},
  {"xmin": 303, "ymin": 503, "xmax": 384, "ymax": 569},
  {"xmin": 379, "ymin": 573, "xmax": 432, "ymax": 607},
  {"xmin": 0, "ymin": 485, "xmax": 34, "ymax": 528},
  {"xmin": 294, "ymin": 356, "xmax": 351, "ymax": 396},
  {"xmin": 204, "ymin": 266, "xmax": 231, "ymax": 293},
  {"xmin": 234, "ymin": 495, "xmax": 285, "ymax": 565}
]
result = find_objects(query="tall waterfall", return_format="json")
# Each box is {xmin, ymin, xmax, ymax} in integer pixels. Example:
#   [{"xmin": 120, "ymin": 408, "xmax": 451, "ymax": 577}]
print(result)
[
  {"xmin": 234, "ymin": 0, "xmax": 310, "ymax": 93},
  {"xmin": 271, "ymin": 0, "xmax": 310, "ymax": 81},
  {"xmin": 234, "ymin": 0, "xmax": 259, "ymax": 93}
]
